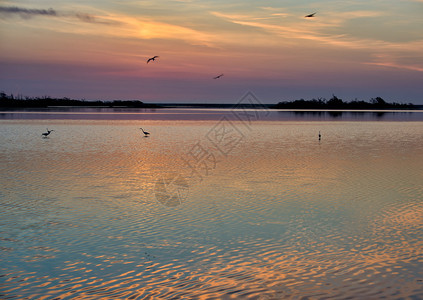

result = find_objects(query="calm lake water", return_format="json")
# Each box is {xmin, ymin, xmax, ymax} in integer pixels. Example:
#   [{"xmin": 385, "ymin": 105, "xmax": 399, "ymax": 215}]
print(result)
[{"xmin": 1, "ymin": 108, "xmax": 423, "ymax": 299}]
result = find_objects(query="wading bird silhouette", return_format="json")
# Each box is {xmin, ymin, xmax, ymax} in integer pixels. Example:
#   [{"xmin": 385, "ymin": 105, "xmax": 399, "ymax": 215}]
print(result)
[
  {"xmin": 147, "ymin": 56, "xmax": 159, "ymax": 63},
  {"xmin": 318, "ymin": 131, "xmax": 321, "ymax": 141},
  {"xmin": 305, "ymin": 12, "xmax": 316, "ymax": 18},
  {"xmin": 213, "ymin": 74, "xmax": 224, "ymax": 79},
  {"xmin": 42, "ymin": 128, "xmax": 54, "ymax": 138},
  {"xmin": 140, "ymin": 128, "xmax": 150, "ymax": 136}
]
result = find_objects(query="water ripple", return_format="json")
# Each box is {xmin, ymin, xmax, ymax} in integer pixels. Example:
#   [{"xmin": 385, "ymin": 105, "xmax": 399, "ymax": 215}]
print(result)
[{"xmin": 1, "ymin": 120, "xmax": 423, "ymax": 299}]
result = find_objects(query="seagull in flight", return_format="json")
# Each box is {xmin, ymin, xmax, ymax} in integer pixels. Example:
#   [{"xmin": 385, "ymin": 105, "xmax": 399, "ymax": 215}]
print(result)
[
  {"xmin": 147, "ymin": 56, "xmax": 159, "ymax": 64},
  {"xmin": 305, "ymin": 12, "xmax": 316, "ymax": 18},
  {"xmin": 213, "ymin": 74, "xmax": 224, "ymax": 79}
]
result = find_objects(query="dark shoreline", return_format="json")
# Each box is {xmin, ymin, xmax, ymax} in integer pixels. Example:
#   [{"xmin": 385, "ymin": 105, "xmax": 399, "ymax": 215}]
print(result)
[
  {"xmin": 1, "ymin": 103, "xmax": 421, "ymax": 110},
  {"xmin": 1, "ymin": 92, "xmax": 421, "ymax": 110}
]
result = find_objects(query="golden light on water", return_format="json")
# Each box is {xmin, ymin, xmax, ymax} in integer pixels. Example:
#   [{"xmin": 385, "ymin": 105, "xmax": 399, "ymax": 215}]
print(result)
[{"xmin": 1, "ymin": 116, "xmax": 423, "ymax": 298}]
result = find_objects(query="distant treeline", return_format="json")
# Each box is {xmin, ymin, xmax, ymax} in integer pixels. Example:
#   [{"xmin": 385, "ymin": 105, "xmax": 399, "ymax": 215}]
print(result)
[
  {"xmin": 272, "ymin": 95, "xmax": 414, "ymax": 109},
  {"xmin": 0, "ymin": 91, "xmax": 417, "ymax": 109},
  {"xmin": 0, "ymin": 92, "xmax": 161, "ymax": 108}
]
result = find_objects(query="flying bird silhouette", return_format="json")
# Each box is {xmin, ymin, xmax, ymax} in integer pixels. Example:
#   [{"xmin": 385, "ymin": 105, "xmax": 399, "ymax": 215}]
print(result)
[
  {"xmin": 140, "ymin": 128, "xmax": 150, "ymax": 136},
  {"xmin": 42, "ymin": 128, "xmax": 54, "ymax": 138},
  {"xmin": 147, "ymin": 56, "xmax": 159, "ymax": 63},
  {"xmin": 305, "ymin": 12, "xmax": 316, "ymax": 18},
  {"xmin": 213, "ymin": 74, "xmax": 224, "ymax": 79}
]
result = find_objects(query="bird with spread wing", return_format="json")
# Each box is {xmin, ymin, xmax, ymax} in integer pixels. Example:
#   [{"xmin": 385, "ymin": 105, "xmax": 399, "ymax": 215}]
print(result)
[{"xmin": 147, "ymin": 56, "xmax": 159, "ymax": 63}]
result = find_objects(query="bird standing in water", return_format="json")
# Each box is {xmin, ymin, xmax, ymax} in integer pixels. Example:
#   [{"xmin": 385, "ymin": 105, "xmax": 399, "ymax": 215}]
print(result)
[
  {"xmin": 42, "ymin": 128, "xmax": 54, "ymax": 138},
  {"xmin": 140, "ymin": 128, "xmax": 150, "ymax": 137}
]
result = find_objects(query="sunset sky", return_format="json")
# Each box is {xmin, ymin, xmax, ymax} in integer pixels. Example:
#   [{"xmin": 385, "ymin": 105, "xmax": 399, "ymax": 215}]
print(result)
[{"xmin": 1, "ymin": 0, "xmax": 422, "ymax": 104}]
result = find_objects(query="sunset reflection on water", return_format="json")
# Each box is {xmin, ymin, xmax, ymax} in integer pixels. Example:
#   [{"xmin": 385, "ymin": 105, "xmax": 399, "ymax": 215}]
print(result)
[{"xmin": 1, "ymin": 118, "xmax": 422, "ymax": 299}]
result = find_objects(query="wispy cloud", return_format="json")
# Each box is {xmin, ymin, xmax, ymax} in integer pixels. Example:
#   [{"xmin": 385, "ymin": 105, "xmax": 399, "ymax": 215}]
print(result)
[
  {"xmin": 0, "ymin": 6, "xmax": 57, "ymax": 18},
  {"xmin": 106, "ymin": 14, "xmax": 216, "ymax": 46},
  {"xmin": 0, "ymin": 5, "xmax": 214, "ymax": 46},
  {"xmin": 211, "ymin": 11, "xmax": 335, "ymax": 41},
  {"xmin": 0, "ymin": 6, "xmax": 118, "ymax": 25},
  {"xmin": 211, "ymin": 9, "xmax": 421, "ymax": 50},
  {"xmin": 73, "ymin": 12, "xmax": 121, "ymax": 25},
  {"xmin": 365, "ymin": 51, "xmax": 423, "ymax": 72},
  {"xmin": 259, "ymin": 6, "xmax": 291, "ymax": 18},
  {"xmin": 2, "ymin": 3, "xmax": 422, "ymax": 72},
  {"xmin": 210, "ymin": 8, "xmax": 423, "ymax": 73},
  {"xmin": 365, "ymin": 61, "xmax": 423, "ymax": 72}
]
